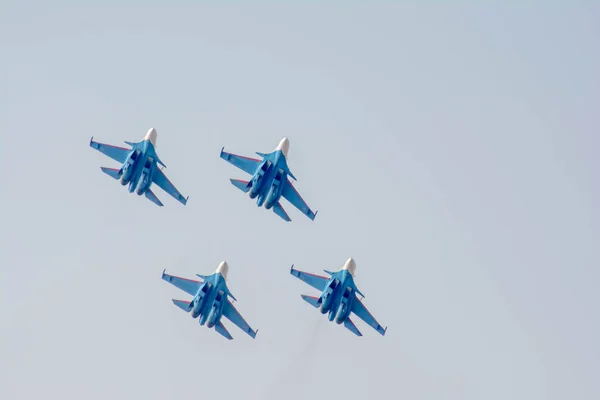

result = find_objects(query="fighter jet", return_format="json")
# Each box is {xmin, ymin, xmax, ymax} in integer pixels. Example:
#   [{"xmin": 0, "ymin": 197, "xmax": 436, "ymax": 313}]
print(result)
[
  {"xmin": 161, "ymin": 261, "xmax": 258, "ymax": 340},
  {"xmin": 89, "ymin": 128, "xmax": 188, "ymax": 206},
  {"xmin": 220, "ymin": 138, "xmax": 317, "ymax": 222},
  {"xmin": 290, "ymin": 258, "xmax": 387, "ymax": 337}
]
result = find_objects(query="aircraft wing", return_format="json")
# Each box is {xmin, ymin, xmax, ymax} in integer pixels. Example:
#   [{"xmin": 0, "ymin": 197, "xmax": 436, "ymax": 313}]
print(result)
[
  {"xmin": 281, "ymin": 179, "xmax": 317, "ymax": 220},
  {"xmin": 351, "ymin": 296, "xmax": 387, "ymax": 336},
  {"xmin": 152, "ymin": 167, "xmax": 188, "ymax": 205},
  {"xmin": 290, "ymin": 266, "xmax": 329, "ymax": 292},
  {"xmin": 222, "ymin": 299, "xmax": 257, "ymax": 338},
  {"xmin": 220, "ymin": 148, "xmax": 261, "ymax": 175},
  {"xmin": 90, "ymin": 137, "xmax": 131, "ymax": 164},
  {"xmin": 161, "ymin": 270, "xmax": 202, "ymax": 296}
]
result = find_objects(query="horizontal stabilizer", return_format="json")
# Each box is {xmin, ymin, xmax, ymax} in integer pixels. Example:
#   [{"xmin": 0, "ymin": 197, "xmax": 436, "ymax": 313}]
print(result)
[
  {"xmin": 230, "ymin": 179, "xmax": 250, "ymax": 193},
  {"xmin": 273, "ymin": 202, "xmax": 291, "ymax": 222},
  {"xmin": 323, "ymin": 270, "xmax": 334, "ymax": 275},
  {"xmin": 344, "ymin": 318, "xmax": 363, "ymax": 337},
  {"xmin": 301, "ymin": 294, "xmax": 320, "ymax": 308},
  {"xmin": 100, "ymin": 167, "xmax": 121, "ymax": 179},
  {"xmin": 172, "ymin": 299, "xmax": 192, "ymax": 312},
  {"xmin": 215, "ymin": 321, "xmax": 233, "ymax": 340},
  {"xmin": 145, "ymin": 189, "xmax": 164, "ymax": 207}
]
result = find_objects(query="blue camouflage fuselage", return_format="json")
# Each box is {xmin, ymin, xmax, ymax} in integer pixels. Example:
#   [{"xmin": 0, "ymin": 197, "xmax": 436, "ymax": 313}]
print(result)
[
  {"xmin": 187, "ymin": 273, "xmax": 229, "ymax": 328},
  {"xmin": 117, "ymin": 140, "xmax": 159, "ymax": 196},
  {"xmin": 247, "ymin": 149, "xmax": 289, "ymax": 209},
  {"xmin": 317, "ymin": 270, "xmax": 357, "ymax": 325}
]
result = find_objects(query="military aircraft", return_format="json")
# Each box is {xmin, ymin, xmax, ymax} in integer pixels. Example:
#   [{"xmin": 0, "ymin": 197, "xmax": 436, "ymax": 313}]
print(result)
[
  {"xmin": 290, "ymin": 258, "xmax": 387, "ymax": 337},
  {"xmin": 161, "ymin": 261, "xmax": 258, "ymax": 340},
  {"xmin": 220, "ymin": 138, "xmax": 317, "ymax": 222},
  {"xmin": 89, "ymin": 128, "xmax": 188, "ymax": 206}
]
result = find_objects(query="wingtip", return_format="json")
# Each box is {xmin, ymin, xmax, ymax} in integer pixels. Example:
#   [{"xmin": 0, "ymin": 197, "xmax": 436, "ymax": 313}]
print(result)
[{"xmin": 161, "ymin": 269, "xmax": 166, "ymax": 278}]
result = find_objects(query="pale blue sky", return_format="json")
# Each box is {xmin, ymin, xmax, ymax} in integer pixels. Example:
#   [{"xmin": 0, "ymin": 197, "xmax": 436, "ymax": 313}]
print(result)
[{"xmin": 1, "ymin": 2, "xmax": 599, "ymax": 399}]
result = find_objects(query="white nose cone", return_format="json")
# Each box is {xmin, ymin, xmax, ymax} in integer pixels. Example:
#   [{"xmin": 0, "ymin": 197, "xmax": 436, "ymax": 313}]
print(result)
[
  {"xmin": 275, "ymin": 137, "xmax": 290, "ymax": 158},
  {"xmin": 216, "ymin": 261, "xmax": 229, "ymax": 279},
  {"xmin": 342, "ymin": 257, "xmax": 357, "ymax": 276},
  {"xmin": 143, "ymin": 128, "xmax": 158, "ymax": 146}
]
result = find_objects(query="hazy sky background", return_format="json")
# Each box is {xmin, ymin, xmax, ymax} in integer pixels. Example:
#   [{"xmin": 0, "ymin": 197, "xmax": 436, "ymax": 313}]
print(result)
[{"xmin": 1, "ymin": 2, "xmax": 599, "ymax": 399}]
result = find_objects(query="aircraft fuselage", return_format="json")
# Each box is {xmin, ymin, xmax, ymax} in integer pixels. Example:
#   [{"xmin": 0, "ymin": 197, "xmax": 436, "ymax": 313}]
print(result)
[
  {"xmin": 189, "ymin": 274, "xmax": 227, "ymax": 328},
  {"xmin": 249, "ymin": 150, "xmax": 288, "ymax": 209},
  {"xmin": 318, "ymin": 270, "xmax": 356, "ymax": 325},
  {"xmin": 118, "ymin": 140, "xmax": 158, "ymax": 196}
]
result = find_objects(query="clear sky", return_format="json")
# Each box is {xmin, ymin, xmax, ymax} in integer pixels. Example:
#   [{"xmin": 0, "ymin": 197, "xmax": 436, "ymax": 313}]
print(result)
[{"xmin": 1, "ymin": 2, "xmax": 599, "ymax": 399}]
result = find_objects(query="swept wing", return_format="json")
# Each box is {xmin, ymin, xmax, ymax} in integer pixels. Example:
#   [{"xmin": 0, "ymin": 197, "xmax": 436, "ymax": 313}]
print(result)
[
  {"xmin": 89, "ymin": 137, "xmax": 131, "ymax": 164},
  {"xmin": 281, "ymin": 179, "xmax": 317, "ymax": 220},
  {"xmin": 152, "ymin": 167, "xmax": 188, "ymax": 205},
  {"xmin": 222, "ymin": 299, "xmax": 258, "ymax": 339},
  {"xmin": 220, "ymin": 148, "xmax": 262, "ymax": 175},
  {"xmin": 290, "ymin": 266, "xmax": 329, "ymax": 292},
  {"xmin": 161, "ymin": 270, "xmax": 202, "ymax": 296},
  {"xmin": 351, "ymin": 296, "xmax": 387, "ymax": 336}
]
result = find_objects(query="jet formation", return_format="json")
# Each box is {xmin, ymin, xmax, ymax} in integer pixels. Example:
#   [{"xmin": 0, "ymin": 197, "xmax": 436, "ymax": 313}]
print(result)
[{"xmin": 89, "ymin": 129, "xmax": 387, "ymax": 340}]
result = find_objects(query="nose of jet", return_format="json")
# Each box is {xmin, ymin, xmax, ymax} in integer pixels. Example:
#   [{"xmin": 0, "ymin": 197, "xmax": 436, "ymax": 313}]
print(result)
[
  {"xmin": 276, "ymin": 137, "xmax": 290, "ymax": 158},
  {"xmin": 216, "ymin": 261, "xmax": 229, "ymax": 279},
  {"xmin": 342, "ymin": 257, "xmax": 357, "ymax": 276},
  {"xmin": 144, "ymin": 128, "xmax": 158, "ymax": 146}
]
